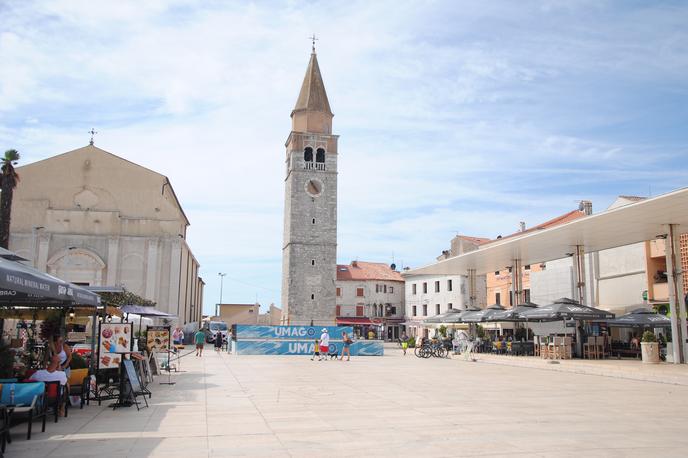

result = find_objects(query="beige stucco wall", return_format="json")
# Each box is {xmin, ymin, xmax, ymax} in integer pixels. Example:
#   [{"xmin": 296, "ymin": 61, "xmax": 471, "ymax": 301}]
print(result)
[
  {"xmin": 217, "ymin": 304, "xmax": 259, "ymax": 328},
  {"xmin": 9, "ymin": 145, "xmax": 203, "ymax": 325}
]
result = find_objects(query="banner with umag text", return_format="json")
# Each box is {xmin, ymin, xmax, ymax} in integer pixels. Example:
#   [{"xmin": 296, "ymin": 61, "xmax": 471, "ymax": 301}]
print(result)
[
  {"xmin": 235, "ymin": 325, "xmax": 353, "ymax": 340},
  {"xmin": 235, "ymin": 339, "xmax": 383, "ymax": 356}
]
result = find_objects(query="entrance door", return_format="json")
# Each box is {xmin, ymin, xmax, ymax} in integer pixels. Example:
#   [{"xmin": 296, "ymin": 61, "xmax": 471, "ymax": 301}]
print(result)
[{"xmin": 387, "ymin": 326, "xmax": 393, "ymax": 340}]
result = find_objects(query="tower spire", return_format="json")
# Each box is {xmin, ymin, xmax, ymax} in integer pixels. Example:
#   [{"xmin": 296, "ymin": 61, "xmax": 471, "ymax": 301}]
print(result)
[{"xmin": 292, "ymin": 48, "xmax": 332, "ymax": 116}]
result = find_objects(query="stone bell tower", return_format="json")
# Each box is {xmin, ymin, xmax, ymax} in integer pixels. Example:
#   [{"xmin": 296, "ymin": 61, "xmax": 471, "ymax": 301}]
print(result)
[{"xmin": 281, "ymin": 46, "xmax": 338, "ymax": 326}]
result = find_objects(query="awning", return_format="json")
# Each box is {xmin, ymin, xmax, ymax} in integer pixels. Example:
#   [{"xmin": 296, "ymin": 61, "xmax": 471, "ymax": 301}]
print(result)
[
  {"xmin": 0, "ymin": 256, "xmax": 100, "ymax": 306},
  {"xmin": 119, "ymin": 304, "xmax": 176, "ymax": 317},
  {"xmin": 461, "ymin": 304, "xmax": 506, "ymax": 323},
  {"xmin": 607, "ymin": 308, "xmax": 672, "ymax": 328},
  {"xmin": 336, "ymin": 317, "xmax": 383, "ymax": 326},
  {"xmin": 519, "ymin": 298, "xmax": 615, "ymax": 322}
]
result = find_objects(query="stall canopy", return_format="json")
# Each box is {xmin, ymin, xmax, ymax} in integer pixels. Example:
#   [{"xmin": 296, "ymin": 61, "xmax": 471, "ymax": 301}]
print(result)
[
  {"xmin": 519, "ymin": 298, "xmax": 615, "ymax": 322},
  {"xmin": 607, "ymin": 308, "xmax": 672, "ymax": 328},
  {"xmin": 461, "ymin": 304, "xmax": 506, "ymax": 323},
  {"xmin": 0, "ymin": 256, "xmax": 100, "ymax": 307},
  {"xmin": 490, "ymin": 302, "xmax": 539, "ymax": 322}
]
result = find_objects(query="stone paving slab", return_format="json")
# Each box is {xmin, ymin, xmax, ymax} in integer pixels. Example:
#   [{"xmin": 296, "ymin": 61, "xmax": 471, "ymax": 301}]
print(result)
[{"xmin": 5, "ymin": 348, "xmax": 688, "ymax": 457}]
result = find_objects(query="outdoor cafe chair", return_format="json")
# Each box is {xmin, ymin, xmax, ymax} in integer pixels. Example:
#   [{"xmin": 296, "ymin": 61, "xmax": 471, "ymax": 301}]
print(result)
[
  {"xmin": 595, "ymin": 336, "xmax": 606, "ymax": 359},
  {"xmin": 0, "ymin": 404, "xmax": 10, "ymax": 454},
  {"xmin": 0, "ymin": 381, "xmax": 47, "ymax": 440},
  {"xmin": 583, "ymin": 336, "xmax": 598, "ymax": 359},
  {"xmin": 562, "ymin": 337, "xmax": 573, "ymax": 359}
]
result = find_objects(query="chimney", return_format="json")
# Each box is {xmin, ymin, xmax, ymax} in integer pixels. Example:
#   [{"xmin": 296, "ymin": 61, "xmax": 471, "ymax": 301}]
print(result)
[
  {"xmin": 579, "ymin": 200, "xmax": 593, "ymax": 215},
  {"xmin": 351, "ymin": 260, "xmax": 358, "ymax": 267},
  {"xmin": 519, "ymin": 221, "xmax": 526, "ymax": 232}
]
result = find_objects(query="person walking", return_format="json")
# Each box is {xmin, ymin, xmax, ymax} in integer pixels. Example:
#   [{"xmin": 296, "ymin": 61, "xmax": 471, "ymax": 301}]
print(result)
[
  {"xmin": 194, "ymin": 328, "xmax": 206, "ymax": 356},
  {"xmin": 319, "ymin": 328, "xmax": 330, "ymax": 361},
  {"xmin": 310, "ymin": 339, "xmax": 320, "ymax": 361},
  {"xmin": 214, "ymin": 331, "xmax": 223, "ymax": 353},
  {"xmin": 400, "ymin": 332, "xmax": 409, "ymax": 356},
  {"xmin": 340, "ymin": 331, "xmax": 352, "ymax": 361}
]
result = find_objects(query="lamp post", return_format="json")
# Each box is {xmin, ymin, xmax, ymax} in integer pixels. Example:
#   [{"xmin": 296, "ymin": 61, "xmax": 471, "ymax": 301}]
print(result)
[{"xmin": 217, "ymin": 273, "xmax": 226, "ymax": 317}]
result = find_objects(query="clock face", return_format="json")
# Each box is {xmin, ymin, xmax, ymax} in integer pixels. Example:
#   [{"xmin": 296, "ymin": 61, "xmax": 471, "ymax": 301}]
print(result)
[{"xmin": 305, "ymin": 179, "xmax": 323, "ymax": 197}]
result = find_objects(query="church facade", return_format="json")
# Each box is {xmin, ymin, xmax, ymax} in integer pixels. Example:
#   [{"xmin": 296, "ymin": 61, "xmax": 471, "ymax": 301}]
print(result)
[
  {"xmin": 281, "ymin": 49, "xmax": 338, "ymax": 325},
  {"xmin": 9, "ymin": 145, "xmax": 204, "ymax": 325}
]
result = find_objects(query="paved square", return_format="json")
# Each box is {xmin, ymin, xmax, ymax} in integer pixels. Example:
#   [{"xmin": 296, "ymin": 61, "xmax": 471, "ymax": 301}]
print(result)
[{"xmin": 10, "ymin": 348, "xmax": 688, "ymax": 457}]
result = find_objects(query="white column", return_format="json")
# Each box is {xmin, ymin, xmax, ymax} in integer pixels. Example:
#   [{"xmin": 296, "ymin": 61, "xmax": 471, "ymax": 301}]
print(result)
[
  {"xmin": 665, "ymin": 225, "xmax": 686, "ymax": 364},
  {"xmin": 106, "ymin": 237, "xmax": 119, "ymax": 286},
  {"xmin": 145, "ymin": 239, "xmax": 159, "ymax": 300},
  {"xmin": 169, "ymin": 238, "xmax": 182, "ymax": 317}
]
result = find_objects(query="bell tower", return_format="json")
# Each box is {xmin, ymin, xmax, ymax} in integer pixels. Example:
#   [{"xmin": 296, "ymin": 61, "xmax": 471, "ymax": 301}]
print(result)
[{"xmin": 281, "ymin": 47, "xmax": 338, "ymax": 325}]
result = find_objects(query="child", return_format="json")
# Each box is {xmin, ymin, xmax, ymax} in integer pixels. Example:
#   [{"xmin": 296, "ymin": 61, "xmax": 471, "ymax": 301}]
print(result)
[{"xmin": 311, "ymin": 339, "xmax": 320, "ymax": 361}]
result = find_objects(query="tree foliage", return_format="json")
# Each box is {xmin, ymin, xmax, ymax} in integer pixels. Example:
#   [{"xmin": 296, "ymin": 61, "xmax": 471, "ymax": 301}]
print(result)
[{"xmin": 99, "ymin": 290, "xmax": 156, "ymax": 307}]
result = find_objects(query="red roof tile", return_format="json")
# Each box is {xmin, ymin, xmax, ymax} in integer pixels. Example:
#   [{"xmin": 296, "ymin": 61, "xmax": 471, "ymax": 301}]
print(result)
[
  {"xmin": 337, "ymin": 261, "xmax": 404, "ymax": 282},
  {"xmin": 484, "ymin": 209, "xmax": 587, "ymax": 244}
]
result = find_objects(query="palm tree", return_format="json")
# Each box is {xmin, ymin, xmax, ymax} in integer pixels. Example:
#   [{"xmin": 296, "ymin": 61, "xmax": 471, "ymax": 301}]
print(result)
[{"xmin": 0, "ymin": 149, "xmax": 20, "ymax": 249}]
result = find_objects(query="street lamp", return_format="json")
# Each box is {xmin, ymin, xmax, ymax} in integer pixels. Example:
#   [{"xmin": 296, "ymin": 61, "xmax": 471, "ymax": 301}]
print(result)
[{"xmin": 217, "ymin": 273, "xmax": 226, "ymax": 317}]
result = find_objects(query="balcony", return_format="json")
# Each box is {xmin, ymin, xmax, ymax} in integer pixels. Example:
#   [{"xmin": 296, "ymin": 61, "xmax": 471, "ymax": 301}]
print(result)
[{"xmin": 652, "ymin": 282, "xmax": 668, "ymax": 301}]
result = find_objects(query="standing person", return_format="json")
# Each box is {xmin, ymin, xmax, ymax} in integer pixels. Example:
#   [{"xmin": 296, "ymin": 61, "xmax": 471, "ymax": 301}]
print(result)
[
  {"xmin": 319, "ymin": 328, "xmax": 330, "ymax": 361},
  {"xmin": 340, "ymin": 331, "xmax": 352, "ymax": 361},
  {"xmin": 172, "ymin": 328, "xmax": 180, "ymax": 345},
  {"xmin": 49, "ymin": 335, "xmax": 72, "ymax": 378},
  {"xmin": 400, "ymin": 332, "xmax": 409, "ymax": 356},
  {"xmin": 194, "ymin": 327, "xmax": 206, "ymax": 356},
  {"xmin": 214, "ymin": 331, "xmax": 223, "ymax": 353},
  {"xmin": 310, "ymin": 339, "xmax": 320, "ymax": 361}
]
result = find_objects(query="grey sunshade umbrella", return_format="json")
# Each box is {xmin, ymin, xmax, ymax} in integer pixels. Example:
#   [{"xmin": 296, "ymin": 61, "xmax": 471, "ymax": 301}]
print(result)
[
  {"xmin": 461, "ymin": 304, "xmax": 506, "ymax": 323},
  {"xmin": 0, "ymin": 256, "xmax": 100, "ymax": 306},
  {"xmin": 607, "ymin": 308, "xmax": 671, "ymax": 328},
  {"xmin": 518, "ymin": 297, "xmax": 615, "ymax": 321},
  {"xmin": 489, "ymin": 302, "xmax": 539, "ymax": 322},
  {"xmin": 424, "ymin": 308, "xmax": 462, "ymax": 324},
  {"xmin": 441, "ymin": 306, "xmax": 482, "ymax": 323}
]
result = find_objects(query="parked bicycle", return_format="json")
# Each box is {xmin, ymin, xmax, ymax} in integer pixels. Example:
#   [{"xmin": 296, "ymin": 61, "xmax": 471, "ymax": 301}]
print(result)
[{"xmin": 414, "ymin": 339, "xmax": 448, "ymax": 358}]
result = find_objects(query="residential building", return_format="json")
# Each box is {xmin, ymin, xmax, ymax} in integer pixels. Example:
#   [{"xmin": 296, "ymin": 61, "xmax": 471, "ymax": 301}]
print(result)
[
  {"xmin": 216, "ymin": 303, "xmax": 260, "ymax": 328},
  {"xmin": 281, "ymin": 46, "xmax": 339, "ymax": 326},
  {"xmin": 258, "ymin": 304, "xmax": 283, "ymax": 326},
  {"xmin": 335, "ymin": 261, "xmax": 405, "ymax": 340},
  {"xmin": 9, "ymin": 144, "xmax": 204, "ymax": 325}
]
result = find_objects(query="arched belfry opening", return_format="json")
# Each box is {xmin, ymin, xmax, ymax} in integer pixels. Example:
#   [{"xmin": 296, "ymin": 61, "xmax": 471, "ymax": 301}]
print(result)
[
  {"xmin": 316, "ymin": 148, "xmax": 325, "ymax": 163},
  {"xmin": 304, "ymin": 147, "xmax": 313, "ymax": 162}
]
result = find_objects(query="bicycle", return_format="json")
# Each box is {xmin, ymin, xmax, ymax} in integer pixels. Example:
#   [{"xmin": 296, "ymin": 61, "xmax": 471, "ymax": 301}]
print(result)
[{"xmin": 414, "ymin": 340, "xmax": 448, "ymax": 358}]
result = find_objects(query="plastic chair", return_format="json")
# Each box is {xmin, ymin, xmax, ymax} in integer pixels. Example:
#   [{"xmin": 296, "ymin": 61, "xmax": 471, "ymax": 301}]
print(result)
[{"xmin": 0, "ymin": 382, "xmax": 47, "ymax": 440}]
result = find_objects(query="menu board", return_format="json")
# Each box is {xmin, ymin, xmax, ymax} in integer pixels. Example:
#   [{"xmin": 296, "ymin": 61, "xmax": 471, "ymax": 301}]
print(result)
[
  {"xmin": 146, "ymin": 326, "xmax": 171, "ymax": 353},
  {"xmin": 98, "ymin": 322, "xmax": 133, "ymax": 370}
]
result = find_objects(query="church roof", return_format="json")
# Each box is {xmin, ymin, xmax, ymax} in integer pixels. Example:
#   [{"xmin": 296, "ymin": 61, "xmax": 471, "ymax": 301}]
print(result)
[{"xmin": 293, "ymin": 52, "xmax": 332, "ymax": 115}]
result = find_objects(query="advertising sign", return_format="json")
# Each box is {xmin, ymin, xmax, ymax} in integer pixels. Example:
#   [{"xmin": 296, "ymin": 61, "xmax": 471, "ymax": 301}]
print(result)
[
  {"xmin": 235, "ymin": 325, "xmax": 353, "ymax": 340},
  {"xmin": 146, "ymin": 325, "xmax": 171, "ymax": 353},
  {"xmin": 97, "ymin": 322, "xmax": 133, "ymax": 369},
  {"xmin": 235, "ymin": 340, "xmax": 384, "ymax": 356}
]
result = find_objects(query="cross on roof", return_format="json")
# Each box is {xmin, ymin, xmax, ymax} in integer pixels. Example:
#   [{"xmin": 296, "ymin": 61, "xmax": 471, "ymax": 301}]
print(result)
[
  {"xmin": 88, "ymin": 128, "xmax": 98, "ymax": 145},
  {"xmin": 309, "ymin": 34, "xmax": 318, "ymax": 52}
]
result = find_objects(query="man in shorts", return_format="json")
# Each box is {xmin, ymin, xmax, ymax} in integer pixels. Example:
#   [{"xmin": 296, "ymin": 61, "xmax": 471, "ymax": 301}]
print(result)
[
  {"xmin": 194, "ymin": 328, "xmax": 206, "ymax": 356},
  {"xmin": 319, "ymin": 328, "xmax": 330, "ymax": 361}
]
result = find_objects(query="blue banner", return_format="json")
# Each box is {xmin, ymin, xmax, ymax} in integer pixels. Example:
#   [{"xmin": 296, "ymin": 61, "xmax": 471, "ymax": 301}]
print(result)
[
  {"xmin": 235, "ymin": 325, "xmax": 353, "ymax": 340},
  {"xmin": 235, "ymin": 340, "xmax": 383, "ymax": 356}
]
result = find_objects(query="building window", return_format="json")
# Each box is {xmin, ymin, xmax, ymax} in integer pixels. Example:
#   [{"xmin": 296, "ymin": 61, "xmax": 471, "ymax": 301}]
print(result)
[
  {"xmin": 316, "ymin": 147, "xmax": 325, "ymax": 163},
  {"xmin": 311, "ymin": 294, "xmax": 314, "ymax": 300},
  {"xmin": 356, "ymin": 288, "xmax": 364, "ymax": 297},
  {"xmin": 422, "ymin": 304, "xmax": 427, "ymax": 316},
  {"xmin": 356, "ymin": 305, "xmax": 364, "ymax": 316},
  {"xmin": 423, "ymin": 282, "xmax": 427, "ymax": 294},
  {"xmin": 509, "ymin": 291, "xmax": 513, "ymax": 307},
  {"xmin": 495, "ymin": 292, "xmax": 501, "ymax": 305},
  {"xmin": 336, "ymin": 305, "xmax": 341, "ymax": 316},
  {"xmin": 389, "ymin": 286, "xmax": 394, "ymax": 294},
  {"xmin": 412, "ymin": 306, "xmax": 417, "ymax": 316},
  {"xmin": 448, "ymin": 303, "xmax": 453, "ymax": 309},
  {"xmin": 375, "ymin": 284, "xmax": 379, "ymax": 293},
  {"xmin": 311, "ymin": 259, "xmax": 315, "ymax": 266},
  {"xmin": 525, "ymin": 264, "xmax": 531, "ymax": 270},
  {"xmin": 412, "ymin": 284, "xmax": 417, "ymax": 295},
  {"xmin": 384, "ymin": 285, "xmax": 387, "ymax": 293},
  {"xmin": 304, "ymin": 147, "xmax": 313, "ymax": 162},
  {"xmin": 312, "ymin": 218, "xmax": 316, "ymax": 224},
  {"xmin": 434, "ymin": 281, "xmax": 440, "ymax": 293},
  {"xmin": 524, "ymin": 289, "xmax": 531, "ymax": 302},
  {"xmin": 494, "ymin": 270, "xmax": 500, "ymax": 276},
  {"xmin": 389, "ymin": 306, "xmax": 396, "ymax": 315},
  {"xmin": 435, "ymin": 304, "xmax": 440, "ymax": 315},
  {"xmin": 336, "ymin": 287, "xmax": 341, "ymax": 297},
  {"xmin": 447, "ymin": 279, "xmax": 453, "ymax": 291}
]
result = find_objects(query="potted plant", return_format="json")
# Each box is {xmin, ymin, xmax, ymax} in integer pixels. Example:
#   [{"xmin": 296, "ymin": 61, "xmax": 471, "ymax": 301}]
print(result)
[{"xmin": 640, "ymin": 331, "xmax": 660, "ymax": 364}]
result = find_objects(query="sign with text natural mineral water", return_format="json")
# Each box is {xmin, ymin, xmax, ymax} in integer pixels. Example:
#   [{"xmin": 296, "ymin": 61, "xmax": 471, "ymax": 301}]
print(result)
[{"xmin": 235, "ymin": 325, "xmax": 353, "ymax": 340}]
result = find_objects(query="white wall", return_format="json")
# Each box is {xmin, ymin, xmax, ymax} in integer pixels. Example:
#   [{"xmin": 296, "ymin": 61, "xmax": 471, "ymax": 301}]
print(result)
[{"xmin": 336, "ymin": 279, "xmax": 404, "ymax": 318}]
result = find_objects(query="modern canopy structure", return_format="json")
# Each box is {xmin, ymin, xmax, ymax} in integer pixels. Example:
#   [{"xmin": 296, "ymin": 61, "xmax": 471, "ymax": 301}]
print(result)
[{"xmin": 405, "ymin": 186, "xmax": 688, "ymax": 364}]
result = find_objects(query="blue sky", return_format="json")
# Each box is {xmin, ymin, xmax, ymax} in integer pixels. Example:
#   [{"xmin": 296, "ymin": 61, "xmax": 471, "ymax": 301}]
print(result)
[{"xmin": 1, "ymin": 1, "xmax": 687, "ymax": 315}]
